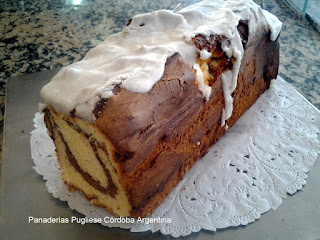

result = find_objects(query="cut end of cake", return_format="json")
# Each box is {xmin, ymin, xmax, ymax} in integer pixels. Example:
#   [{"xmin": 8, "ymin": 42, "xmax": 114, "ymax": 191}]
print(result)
[{"xmin": 44, "ymin": 107, "xmax": 132, "ymax": 217}]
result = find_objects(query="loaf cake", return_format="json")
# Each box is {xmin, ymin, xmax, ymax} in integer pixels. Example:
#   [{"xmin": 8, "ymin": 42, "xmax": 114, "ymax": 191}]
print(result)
[{"xmin": 41, "ymin": 0, "xmax": 281, "ymax": 218}]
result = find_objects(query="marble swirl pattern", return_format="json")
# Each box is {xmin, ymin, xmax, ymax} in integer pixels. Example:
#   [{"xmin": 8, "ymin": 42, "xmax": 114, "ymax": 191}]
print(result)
[{"xmin": 0, "ymin": 0, "xmax": 319, "ymax": 163}]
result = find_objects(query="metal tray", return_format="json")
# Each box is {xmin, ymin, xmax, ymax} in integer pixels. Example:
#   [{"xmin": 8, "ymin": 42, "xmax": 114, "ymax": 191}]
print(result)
[{"xmin": 1, "ymin": 69, "xmax": 319, "ymax": 239}]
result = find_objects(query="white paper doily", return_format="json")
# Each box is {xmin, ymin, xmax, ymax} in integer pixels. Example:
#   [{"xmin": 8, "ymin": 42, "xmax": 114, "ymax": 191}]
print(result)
[{"xmin": 30, "ymin": 77, "xmax": 320, "ymax": 238}]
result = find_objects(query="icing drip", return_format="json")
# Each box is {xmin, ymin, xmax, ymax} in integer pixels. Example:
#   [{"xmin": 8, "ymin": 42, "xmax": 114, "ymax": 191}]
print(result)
[
  {"xmin": 194, "ymin": 63, "xmax": 211, "ymax": 101},
  {"xmin": 221, "ymin": 70, "xmax": 234, "ymax": 127},
  {"xmin": 220, "ymin": 26, "xmax": 244, "ymax": 126},
  {"xmin": 41, "ymin": 0, "xmax": 282, "ymax": 123},
  {"xmin": 261, "ymin": 9, "xmax": 282, "ymax": 41}
]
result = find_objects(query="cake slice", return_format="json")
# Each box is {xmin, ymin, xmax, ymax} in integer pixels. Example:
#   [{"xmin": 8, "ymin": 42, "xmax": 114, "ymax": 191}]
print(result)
[{"xmin": 41, "ymin": 0, "xmax": 281, "ymax": 218}]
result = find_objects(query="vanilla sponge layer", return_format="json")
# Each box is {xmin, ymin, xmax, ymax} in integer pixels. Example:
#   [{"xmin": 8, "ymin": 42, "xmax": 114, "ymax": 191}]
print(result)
[{"xmin": 46, "ymin": 107, "xmax": 131, "ymax": 217}]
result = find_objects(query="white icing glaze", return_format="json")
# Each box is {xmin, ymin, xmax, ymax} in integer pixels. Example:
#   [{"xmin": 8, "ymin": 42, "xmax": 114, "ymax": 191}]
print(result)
[
  {"xmin": 199, "ymin": 49, "xmax": 212, "ymax": 60},
  {"xmin": 194, "ymin": 63, "xmax": 212, "ymax": 101},
  {"xmin": 221, "ymin": 70, "xmax": 234, "ymax": 127},
  {"xmin": 220, "ymin": 24, "xmax": 244, "ymax": 126},
  {"xmin": 41, "ymin": 0, "xmax": 282, "ymax": 123},
  {"xmin": 261, "ymin": 9, "xmax": 282, "ymax": 41}
]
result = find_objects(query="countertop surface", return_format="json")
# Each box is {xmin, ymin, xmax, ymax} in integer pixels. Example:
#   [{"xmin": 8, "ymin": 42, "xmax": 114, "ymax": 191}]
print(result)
[{"xmin": 0, "ymin": 0, "xmax": 319, "ymax": 162}]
